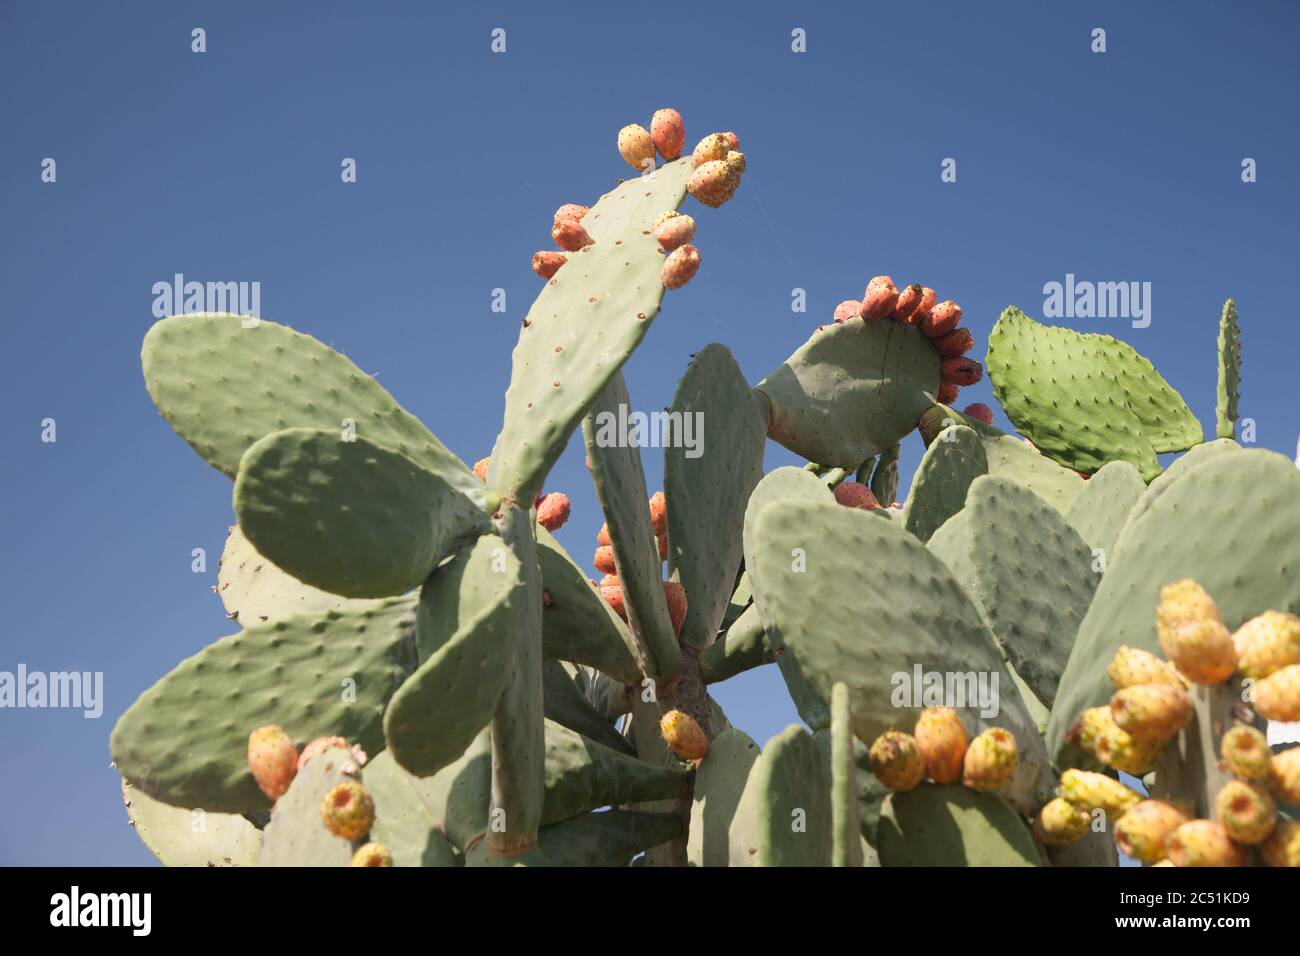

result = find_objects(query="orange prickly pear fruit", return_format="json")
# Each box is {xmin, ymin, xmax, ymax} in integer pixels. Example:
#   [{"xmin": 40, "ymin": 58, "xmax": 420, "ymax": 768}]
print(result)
[
  {"xmin": 1232, "ymin": 610, "xmax": 1300, "ymax": 680},
  {"xmin": 691, "ymin": 133, "xmax": 730, "ymax": 168},
  {"xmin": 531, "ymin": 250, "xmax": 567, "ymax": 279},
  {"xmin": 859, "ymin": 275, "xmax": 899, "ymax": 320},
  {"xmin": 934, "ymin": 327, "xmax": 974, "ymax": 358},
  {"xmin": 962, "ymin": 403, "xmax": 994, "ymax": 425},
  {"xmin": 1219, "ymin": 724, "xmax": 1271, "ymax": 781},
  {"xmin": 1035, "ymin": 797, "xmax": 1090, "ymax": 846},
  {"xmin": 1067, "ymin": 705, "xmax": 1115, "ymax": 758},
  {"xmin": 1059, "ymin": 769, "xmax": 1140, "ymax": 820},
  {"xmin": 650, "ymin": 108, "xmax": 685, "ymax": 160},
  {"xmin": 660, "ymin": 709, "xmax": 708, "ymax": 761},
  {"xmin": 1260, "ymin": 819, "xmax": 1300, "ymax": 867},
  {"xmin": 1107, "ymin": 645, "xmax": 1185, "ymax": 689},
  {"xmin": 937, "ymin": 382, "xmax": 959, "ymax": 405},
  {"xmin": 553, "ymin": 204, "xmax": 589, "ymax": 225},
  {"xmin": 893, "ymin": 284, "xmax": 924, "ymax": 322},
  {"xmin": 687, "ymin": 159, "xmax": 732, "ymax": 207},
  {"xmin": 962, "ymin": 727, "xmax": 1018, "ymax": 792},
  {"xmin": 1255, "ymin": 663, "xmax": 1300, "ymax": 721},
  {"xmin": 296, "ymin": 736, "xmax": 352, "ymax": 772},
  {"xmin": 1267, "ymin": 748, "xmax": 1300, "ymax": 804},
  {"xmin": 914, "ymin": 707, "xmax": 968, "ymax": 784},
  {"xmin": 940, "ymin": 357, "xmax": 983, "ymax": 387},
  {"xmin": 1162, "ymin": 619, "xmax": 1237, "ymax": 685},
  {"xmin": 1215, "ymin": 780, "xmax": 1276, "ymax": 845},
  {"xmin": 648, "ymin": 492, "xmax": 668, "ymax": 537},
  {"xmin": 320, "ymin": 781, "xmax": 375, "ymax": 840},
  {"xmin": 600, "ymin": 582, "xmax": 626, "ymax": 621},
  {"xmin": 663, "ymin": 581, "xmax": 687, "ymax": 637},
  {"xmin": 654, "ymin": 213, "xmax": 696, "ymax": 252},
  {"xmin": 473, "ymin": 457, "xmax": 491, "ymax": 481},
  {"xmin": 661, "ymin": 244, "xmax": 701, "ymax": 289},
  {"xmin": 350, "ymin": 842, "xmax": 393, "ymax": 867},
  {"xmin": 921, "ymin": 300, "xmax": 962, "ymax": 338},
  {"xmin": 593, "ymin": 546, "xmax": 617, "ymax": 575},
  {"xmin": 552, "ymin": 218, "xmax": 594, "ymax": 252},
  {"xmin": 1156, "ymin": 578, "xmax": 1221, "ymax": 631},
  {"xmin": 1095, "ymin": 723, "xmax": 1164, "ymax": 775},
  {"xmin": 1114, "ymin": 800, "xmax": 1191, "ymax": 864},
  {"xmin": 618, "ymin": 124, "xmax": 656, "ymax": 171},
  {"xmin": 596, "ymin": 523, "xmax": 611, "ymax": 547},
  {"xmin": 833, "ymin": 299, "xmax": 862, "ymax": 323},
  {"xmin": 1164, "ymin": 820, "xmax": 1248, "ymax": 867},
  {"xmin": 868, "ymin": 730, "xmax": 926, "ymax": 791},
  {"xmin": 248, "ymin": 725, "xmax": 298, "ymax": 801},
  {"xmin": 536, "ymin": 492, "xmax": 571, "ymax": 532},
  {"xmin": 833, "ymin": 481, "xmax": 879, "ymax": 510},
  {"xmin": 1110, "ymin": 683, "xmax": 1192, "ymax": 742}
]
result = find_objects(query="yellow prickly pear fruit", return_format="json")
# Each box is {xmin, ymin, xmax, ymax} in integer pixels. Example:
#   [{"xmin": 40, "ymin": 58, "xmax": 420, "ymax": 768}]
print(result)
[
  {"xmin": 1059, "ymin": 769, "xmax": 1141, "ymax": 820},
  {"xmin": 1066, "ymin": 706, "xmax": 1115, "ymax": 757},
  {"xmin": 350, "ymin": 842, "xmax": 393, "ymax": 866},
  {"xmin": 1113, "ymin": 800, "xmax": 1191, "ymax": 864},
  {"xmin": 1156, "ymin": 578, "xmax": 1222, "ymax": 632},
  {"xmin": 1219, "ymin": 724, "xmax": 1271, "ymax": 781},
  {"xmin": 320, "ymin": 781, "xmax": 375, "ymax": 840},
  {"xmin": 1214, "ymin": 780, "xmax": 1276, "ymax": 845},
  {"xmin": 617, "ymin": 124, "xmax": 656, "ymax": 172},
  {"xmin": 914, "ymin": 707, "xmax": 968, "ymax": 784},
  {"xmin": 1268, "ymin": 748, "xmax": 1300, "ymax": 805},
  {"xmin": 686, "ymin": 159, "xmax": 732, "ymax": 208},
  {"xmin": 1255, "ymin": 663, "xmax": 1300, "ymax": 721},
  {"xmin": 962, "ymin": 728, "xmax": 1018, "ymax": 792},
  {"xmin": 473, "ymin": 457, "xmax": 491, "ymax": 481},
  {"xmin": 1107, "ymin": 645, "xmax": 1185, "ymax": 689},
  {"xmin": 1095, "ymin": 723, "xmax": 1165, "ymax": 776},
  {"xmin": 690, "ymin": 132, "xmax": 730, "ymax": 168},
  {"xmin": 1035, "ymin": 798, "xmax": 1090, "ymax": 846},
  {"xmin": 1164, "ymin": 820, "xmax": 1248, "ymax": 867},
  {"xmin": 660, "ymin": 709, "xmax": 708, "ymax": 761},
  {"xmin": 1110, "ymin": 683, "xmax": 1192, "ymax": 742},
  {"xmin": 1161, "ymin": 619, "xmax": 1237, "ymax": 685},
  {"xmin": 868, "ymin": 730, "xmax": 926, "ymax": 791},
  {"xmin": 1232, "ymin": 610, "xmax": 1300, "ymax": 679},
  {"xmin": 1260, "ymin": 819, "xmax": 1300, "ymax": 867},
  {"xmin": 247, "ymin": 725, "xmax": 298, "ymax": 801}
]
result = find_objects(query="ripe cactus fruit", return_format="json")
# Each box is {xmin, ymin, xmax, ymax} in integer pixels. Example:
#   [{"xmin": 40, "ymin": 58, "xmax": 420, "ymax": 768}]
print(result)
[
  {"xmin": 1254, "ymin": 663, "xmax": 1300, "ymax": 720},
  {"xmin": 657, "ymin": 532, "xmax": 668, "ymax": 561},
  {"xmin": 859, "ymin": 276, "xmax": 900, "ymax": 321},
  {"xmin": 910, "ymin": 286, "xmax": 937, "ymax": 325},
  {"xmin": 940, "ymin": 357, "xmax": 983, "ymax": 387},
  {"xmin": 596, "ymin": 523, "xmax": 611, "ymax": 547},
  {"xmin": 1067, "ymin": 705, "xmax": 1115, "ymax": 757},
  {"xmin": 654, "ymin": 213, "xmax": 696, "ymax": 252},
  {"xmin": 1220, "ymin": 724, "xmax": 1271, "ymax": 781},
  {"xmin": 650, "ymin": 108, "xmax": 685, "ymax": 160},
  {"xmin": 473, "ymin": 457, "xmax": 491, "ymax": 481},
  {"xmin": 726, "ymin": 151, "xmax": 746, "ymax": 178},
  {"xmin": 598, "ymin": 573, "xmax": 619, "ymax": 589},
  {"xmin": 1164, "ymin": 820, "xmax": 1247, "ymax": 867},
  {"xmin": 937, "ymin": 382, "xmax": 959, "ymax": 405},
  {"xmin": 553, "ymin": 203, "xmax": 589, "ymax": 225},
  {"xmin": 660, "ymin": 709, "xmax": 708, "ymax": 761},
  {"xmin": 350, "ymin": 842, "xmax": 393, "ymax": 867},
  {"xmin": 921, "ymin": 300, "xmax": 962, "ymax": 339},
  {"xmin": 868, "ymin": 730, "xmax": 926, "ymax": 791},
  {"xmin": 600, "ymin": 582, "xmax": 627, "ymax": 621},
  {"xmin": 661, "ymin": 244, "xmax": 701, "ymax": 289},
  {"xmin": 648, "ymin": 491, "xmax": 668, "ymax": 538},
  {"xmin": 617, "ymin": 123, "xmax": 656, "ymax": 171},
  {"xmin": 1232, "ymin": 610, "xmax": 1300, "ymax": 679},
  {"xmin": 1270, "ymin": 748, "xmax": 1300, "ymax": 804},
  {"xmin": 893, "ymin": 284, "xmax": 924, "ymax": 322},
  {"xmin": 1156, "ymin": 578, "xmax": 1222, "ymax": 632},
  {"xmin": 531, "ymin": 250, "xmax": 567, "ymax": 279},
  {"xmin": 1214, "ymin": 780, "xmax": 1276, "ymax": 845},
  {"xmin": 663, "ymin": 581, "xmax": 688, "ymax": 637},
  {"xmin": 1110, "ymin": 684, "xmax": 1192, "ymax": 742},
  {"xmin": 962, "ymin": 403, "xmax": 994, "ymax": 425},
  {"xmin": 1107, "ymin": 645, "xmax": 1185, "ymax": 689},
  {"xmin": 296, "ymin": 736, "xmax": 351, "ymax": 772},
  {"xmin": 1260, "ymin": 819, "xmax": 1300, "ymax": 867},
  {"xmin": 593, "ymin": 546, "xmax": 617, "ymax": 575},
  {"xmin": 1095, "ymin": 723, "xmax": 1164, "ymax": 775},
  {"xmin": 833, "ymin": 481, "xmax": 879, "ymax": 510},
  {"xmin": 552, "ymin": 219, "xmax": 594, "ymax": 251},
  {"xmin": 720, "ymin": 131, "xmax": 740, "ymax": 151},
  {"xmin": 536, "ymin": 492, "xmax": 571, "ymax": 532},
  {"xmin": 833, "ymin": 300, "xmax": 862, "ymax": 323},
  {"xmin": 691, "ymin": 133, "xmax": 730, "ymax": 168},
  {"xmin": 934, "ymin": 327, "xmax": 974, "ymax": 358},
  {"xmin": 1059, "ymin": 769, "xmax": 1141, "ymax": 820},
  {"xmin": 320, "ymin": 781, "xmax": 375, "ymax": 841},
  {"xmin": 247, "ymin": 725, "xmax": 298, "ymax": 801},
  {"xmin": 687, "ymin": 160, "xmax": 733, "ymax": 208},
  {"xmin": 961, "ymin": 727, "xmax": 1018, "ymax": 792},
  {"xmin": 1113, "ymin": 800, "xmax": 1190, "ymax": 864},
  {"xmin": 1035, "ymin": 797, "xmax": 1090, "ymax": 846},
  {"xmin": 1160, "ymin": 619, "xmax": 1237, "ymax": 685},
  {"xmin": 914, "ymin": 707, "xmax": 968, "ymax": 784}
]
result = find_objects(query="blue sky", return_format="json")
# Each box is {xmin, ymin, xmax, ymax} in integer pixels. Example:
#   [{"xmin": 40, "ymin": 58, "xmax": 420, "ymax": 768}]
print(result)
[{"xmin": 1, "ymin": 1, "xmax": 1296, "ymax": 864}]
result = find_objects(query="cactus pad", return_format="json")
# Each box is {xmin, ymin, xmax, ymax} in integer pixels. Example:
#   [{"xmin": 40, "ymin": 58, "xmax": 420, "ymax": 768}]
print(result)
[
  {"xmin": 728, "ymin": 725, "xmax": 832, "ymax": 866},
  {"xmin": 1063, "ymin": 460, "xmax": 1146, "ymax": 555},
  {"xmin": 1216, "ymin": 299, "xmax": 1241, "ymax": 439},
  {"xmin": 361, "ymin": 751, "xmax": 459, "ymax": 867},
  {"xmin": 258, "ymin": 745, "xmax": 361, "ymax": 866},
  {"xmin": 687, "ymin": 728, "xmax": 761, "ymax": 866},
  {"xmin": 121, "ymin": 778, "xmax": 261, "ymax": 867},
  {"xmin": 876, "ymin": 784, "xmax": 1039, "ymax": 866},
  {"xmin": 902, "ymin": 424, "xmax": 988, "ymax": 543},
  {"xmin": 216, "ymin": 524, "xmax": 353, "ymax": 626},
  {"xmin": 538, "ymin": 810, "xmax": 683, "ymax": 867}
]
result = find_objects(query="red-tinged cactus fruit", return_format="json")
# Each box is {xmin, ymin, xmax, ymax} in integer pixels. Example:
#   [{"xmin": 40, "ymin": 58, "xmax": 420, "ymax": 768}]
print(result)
[
  {"xmin": 661, "ymin": 244, "xmax": 701, "ymax": 289},
  {"xmin": 725, "ymin": 150, "xmax": 746, "ymax": 178},
  {"xmin": 1261, "ymin": 819, "xmax": 1300, "ymax": 867},
  {"xmin": 868, "ymin": 730, "xmax": 926, "ymax": 791},
  {"xmin": 833, "ymin": 481, "xmax": 880, "ymax": 510},
  {"xmin": 909, "ymin": 286, "xmax": 937, "ymax": 326},
  {"xmin": 654, "ymin": 213, "xmax": 696, "ymax": 252},
  {"xmin": 691, "ymin": 133, "xmax": 730, "ymax": 168},
  {"xmin": 1036, "ymin": 797, "xmax": 1090, "ymax": 846},
  {"xmin": 350, "ymin": 842, "xmax": 393, "ymax": 867},
  {"xmin": 937, "ymin": 382, "xmax": 960, "ymax": 405},
  {"xmin": 1255, "ymin": 663, "xmax": 1300, "ymax": 720},
  {"xmin": 553, "ymin": 203, "xmax": 589, "ymax": 225},
  {"xmin": 962, "ymin": 403, "xmax": 994, "ymax": 425},
  {"xmin": 686, "ymin": 160, "xmax": 732, "ymax": 208},
  {"xmin": 1114, "ymin": 800, "xmax": 1191, "ymax": 864},
  {"xmin": 962, "ymin": 727, "xmax": 1018, "ymax": 792},
  {"xmin": 1107, "ymin": 645, "xmax": 1186, "ymax": 690},
  {"xmin": 617, "ymin": 123, "xmax": 656, "ymax": 172},
  {"xmin": 664, "ymin": 581, "xmax": 688, "ymax": 636},
  {"xmin": 650, "ymin": 108, "xmax": 686, "ymax": 160},
  {"xmin": 1161, "ymin": 619, "xmax": 1237, "ymax": 686},
  {"xmin": 660, "ymin": 709, "xmax": 708, "ymax": 761},
  {"xmin": 1095, "ymin": 722, "xmax": 1164, "ymax": 775},
  {"xmin": 720, "ymin": 131, "xmax": 740, "ymax": 151},
  {"xmin": 473, "ymin": 457, "xmax": 491, "ymax": 482},
  {"xmin": 1066, "ymin": 705, "xmax": 1115, "ymax": 757},
  {"xmin": 893, "ymin": 284, "xmax": 924, "ymax": 321},
  {"xmin": 600, "ymin": 583, "xmax": 627, "ymax": 621},
  {"xmin": 593, "ymin": 545, "xmax": 617, "ymax": 575},
  {"xmin": 536, "ymin": 492, "xmax": 571, "ymax": 532},
  {"xmin": 859, "ymin": 275, "xmax": 900, "ymax": 320},
  {"xmin": 598, "ymin": 573, "xmax": 620, "ymax": 588},
  {"xmin": 657, "ymin": 532, "xmax": 668, "ymax": 561},
  {"xmin": 1215, "ymin": 780, "xmax": 1277, "ymax": 845},
  {"xmin": 934, "ymin": 327, "xmax": 975, "ymax": 357},
  {"xmin": 1059, "ymin": 769, "xmax": 1141, "ymax": 820},
  {"xmin": 648, "ymin": 491, "xmax": 668, "ymax": 537},
  {"xmin": 296, "ymin": 736, "xmax": 351, "ymax": 772},
  {"xmin": 914, "ymin": 707, "xmax": 968, "ymax": 784},
  {"xmin": 248, "ymin": 725, "xmax": 298, "ymax": 801},
  {"xmin": 833, "ymin": 300, "xmax": 862, "ymax": 323},
  {"xmin": 1234, "ymin": 611, "xmax": 1300, "ymax": 680},
  {"xmin": 1110, "ymin": 683, "xmax": 1192, "ymax": 742},
  {"xmin": 921, "ymin": 300, "xmax": 962, "ymax": 338},
  {"xmin": 652, "ymin": 209, "xmax": 680, "ymax": 228},
  {"xmin": 552, "ymin": 218, "xmax": 594, "ymax": 252},
  {"xmin": 1220, "ymin": 724, "xmax": 1271, "ymax": 781},
  {"xmin": 531, "ymin": 250, "xmax": 567, "ymax": 279},
  {"xmin": 320, "ymin": 781, "xmax": 375, "ymax": 841},
  {"xmin": 1164, "ymin": 820, "xmax": 1248, "ymax": 867},
  {"xmin": 1271, "ymin": 748, "xmax": 1300, "ymax": 804},
  {"xmin": 596, "ymin": 523, "xmax": 611, "ymax": 547},
  {"xmin": 940, "ymin": 357, "xmax": 983, "ymax": 387}
]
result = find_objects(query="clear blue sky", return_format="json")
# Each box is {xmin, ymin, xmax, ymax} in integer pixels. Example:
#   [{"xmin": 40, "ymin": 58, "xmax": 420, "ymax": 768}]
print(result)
[{"xmin": 2, "ymin": 1, "xmax": 1296, "ymax": 865}]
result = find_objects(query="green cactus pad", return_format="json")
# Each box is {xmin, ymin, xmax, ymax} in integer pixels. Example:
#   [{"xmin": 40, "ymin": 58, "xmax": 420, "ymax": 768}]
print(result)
[
  {"xmin": 542, "ymin": 659, "xmax": 633, "ymax": 755},
  {"xmin": 141, "ymin": 313, "xmax": 483, "ymax": 505},
  {"xmin": 489, "ymin": 159, "xmax": 694, "ymax": 504},
  {"xmin": 902, "ymin": 424, "xmax": 988, "ymax": 543},
  {"xmin": 869, "ymin": 443, "xmax": 901, "ymax": 508},
  {"xmin": 234, "ymin": 427, "xmax": 487, "ymax": 598},
  {"xmin": 966, "ymin": 476, "xmax": 1098, "ymax": 706},
  {"xmin": 537, "ymin": 810, "xmax": 683, "ymax": 867},
  {"xmin": 829, "ymin": 684, "xmax": 864, "ymax": 867},
  {"xmin": 924, "ymin": 509, "xmax": 981, "ymax": 609},
  {"xmin": 121, "ymin": 778, "xmax": 261, "ymax": 867},
  {"xmin": 876, "ymin": 785, "xmax": 1039, "ymax": 867},
  {"xmin": 1062, "ymin": 461, "xmax": 1146, "ymax": 555},
  {"xmin": 258, "ymin": 745, "xmax": 361, "ymax": 866},
  {"xmin": 699, "ymin": 604, "xmax": 773, "ymax": 684},
  {"xmin": 416, "ymin": 728, "xmax": 493, "ymax": 851},
  {"xmin": 1047, "ymin": 450, "xmax": 1300, "ymax": 759},
  {"xmin": 756, "ymin": 318, "xmax": 940, "ymax": 468},
  {"xmin": 360, "ymin": 751, "xmax": 459, "ymax": 867},
  {"xmin": 582, "ymin": 372, "xmax": 680, "ymax": 681},
  {"xmin": 1101, "ymin": 337, "xmax": 1203, "ymax": 452},
  {"xmin": 1216, "ymin": 299, "xmax": 1241, "ymax": 439},
  {"xmin": 664, "ymin": 345, "xmax": 767, "ymax": 650},
  {"xmin": 111, "ymin": 596, "xmax": 419, "ymax": 814},
  {"xmin": 216, "ymin": 524, "xmax": 354, "ymax": 627},
  {"xmin": 384, "ymin": 537, "xmax": 524, "ymax": 777},
  {"xmin": 687, "ymin": 728, "xmax": 761, "ymax": 867},
  {"xmin": 728, "ymin": 725, "xmax": 832, "ymax": 866},
  {"xmin": 1125, "ymin": 437, "xmax": 1241, "ymax": 530}
]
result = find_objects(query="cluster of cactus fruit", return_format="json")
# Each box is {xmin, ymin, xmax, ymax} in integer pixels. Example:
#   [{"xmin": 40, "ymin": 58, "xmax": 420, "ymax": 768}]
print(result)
[{"xmin": 113, "ymin": 107, "xmax": 1300, "ymax": 867}]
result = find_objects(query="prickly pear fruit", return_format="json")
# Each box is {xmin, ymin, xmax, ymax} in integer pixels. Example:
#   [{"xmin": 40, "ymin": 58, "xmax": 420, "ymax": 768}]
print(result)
[
  {"xmin": 1220, "ymin": 724, "xmax": 1271, "ymax": 781},
  {"xmin": 687, "ymin": 159, "xmax": 733, "ymax": 208},
  {"xmin": 940, "ymin": 357, "xmax": 983, "ymax": 387},
  {"xmin": 650, "ymin": 108, "xmax": 685, "ymax": 160},
  {"xmin": 248, "ymin": 725, "xmax": 298, "ymax": 801},
  {"xmin": 660, "ymin": 709, "xmax": 708, "ymax": 761},
  {"xmin": 1113, "ymin": 800, "xmax": 1191, "ymax": 864},
  {"xmin": 1255, "ymin": 663, "xmax": 1300, "ymax": 720},
  {"xmin": 618, "ymin": 124, "xmax": 656, "ymax": 171},
  {"xmin": 1066, "ymin": 705, "xmax": 1115, "ymax": 757},
  {"xmin": 910, "ymin": 287, "xmax": 937, "ymax": 326},
  {"xmin": 598, "ymin": 573, "xmax": 619, "ymax": 588},
  {"xmin": 661, "ymin": 244, "xmax": 701, "ymax": 289},
  {"xmin": 600, "ymin": 582, "xmax": 627, "ymax": 621},
  {"xmin": 937, "ymin": 382, "xmax": 959, "ymax": 405},
  {"xmin": 1035, "ymin": 797, "xmax": 1090, "ymax": 846},
  {"xmin": 350, "ymin": 842, "xmax": 393, "ymax": 867},
  {"xmin": 1110, "ymin": 683, "xmax": 1192, "ymax": 742},
  {"xmin": 663, "ymin": 581, "xmax": 687, "ymax": 636},
  {"xmin": 654, "ymin": 213, "xmax": 696, "ymax": 252},
  {"xmin": 593, "ymin": 546, "xmax": 617, "ymax": 576},
  {"xmin": 596, "ymin": 523, "xmax": 611, "ymax": 547},
  {"xmin": 833, "ymin": 300, "xmax": 862, "ymax": 323},
  {"xmin": 648, "ymin": 492, "xmax": 668, "ymax": 537},
  {"xmin": 1095, "ymin": 723, "xmax": 1164, "ymax": 775},
  {"xmin": 725, "ymin": 151, "xmax": 746, "ymax": 179},
  {"xmin": 1156, "ymin": 578, "xmax": 1222, "ymax": 631},
  {"xmin": 1161, "ymin": 619, "xmax": 1237, "ymax": 685},
  {"xmin": 1233, "ymin": 611, "xmax": 1300, "ymax": 680},
  {"xmin": 320, "ymin": 780, "xmax": 374, "ymax": 840},
  {"xmin": 552, "ymin": 219, "xmax": 594, "ymax": 252},
  {"xmin": 921, "ymin": 300, "xmax": 962, "ymax": 338},
  {"xmin": 1107, "ymin": 645, "xmax": 1186, "ymax": 689},
  {"xmin": 962, "ymin": 727, "xmax": 1018, "ymax": 792},
  {"xmin": 297, "ymin": 736, "xmax": 351, "ymax": 772},
  {"xmin": 868, "ymin": 730, "xmax": 926, "ymax": 791},
  {"xmin": 691, "ymin": 133, "xmax": 730, "ymax": 168},
  {"xmin": 962, "ymin": 403, "xmax": 994, "ymax": 425},
  {"xmin": 914, "ymin": 707, "xmax": 968, "ymax": 784},
  {"xmin": 833, "ymin": 481, "xmax": 879, "ymax": 510},
  {"xmin": 1059, "ymin": 769, "xmax": 1141, "ymax": 820},
  {"xmin": 536, "ymin": 492, "xmax": 571, "ymax": 532},
  {"xmin": 657, "ymin": 532, "xmax": 668, "ymax": 561},
  {"xmin": 933, "ymin": 327, "xmax": 974, "ymax": 358},
  {"xmin": 1270, "ymin": 748, "xmax": 1300, "ymax": 804},
  {"xmin": 859, "ymin": 276, "xmax": 900, "ymax": 321},
  {"xmin": 531, "ymin": 250, "xmax": 567, "ymax": 279},
  {"xmin": 1164, "ymin": 820, "xmax": 1247, "ymax": 867},
  {"xmin": 553, "ymin": 204, "xmax": 589, "ymax": 225},
  {"xmin": 720, "ymin": 131, "xmax": 740, "ymax": 151},
  {"xmin": 1260, "ymin": 819, "xmax": 1300, "ymax": 867},
  {"xmin": 1215, "ymin": 780, "xmax": 1276, "ymax": 845},
  {"xmin": 893, "ymin": 284, "xmax": 924, "ymax": 322}
]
